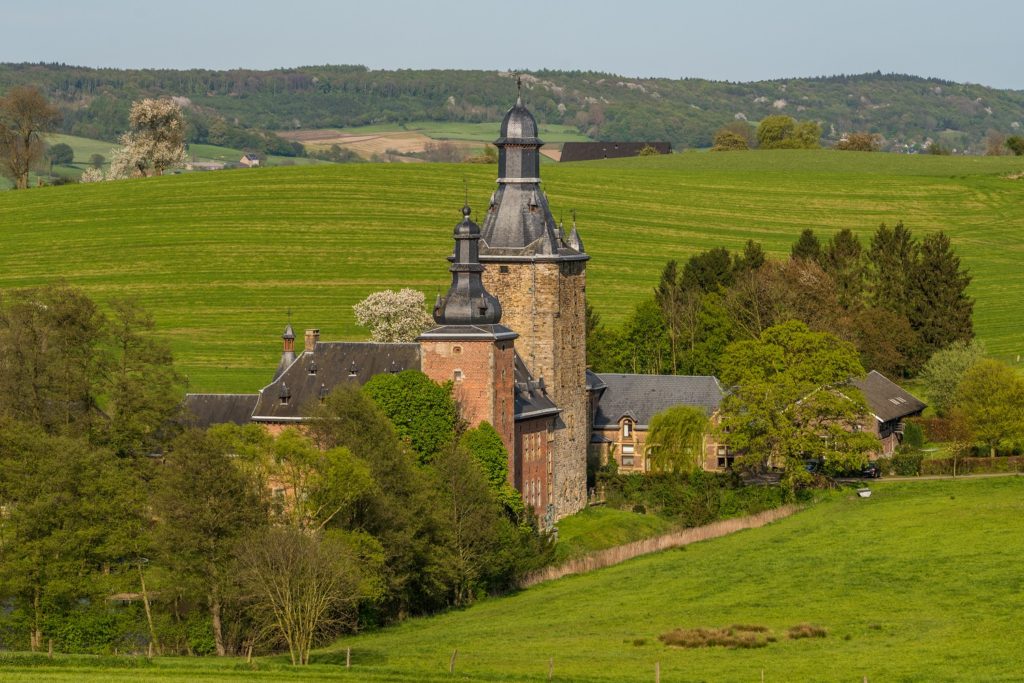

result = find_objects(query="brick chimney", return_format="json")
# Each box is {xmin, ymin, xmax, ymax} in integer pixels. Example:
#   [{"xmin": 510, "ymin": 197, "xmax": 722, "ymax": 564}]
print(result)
[{"xmin": 304, "ymin": 329, "xmax": 320, "ymax": 352}]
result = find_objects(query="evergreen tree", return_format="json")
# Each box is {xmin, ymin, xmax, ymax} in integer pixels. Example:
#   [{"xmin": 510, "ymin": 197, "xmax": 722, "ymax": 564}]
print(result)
[
  {"xmin": 866, "ymin": 221, "xmax": 916, "ymax": 315},
  {"xmin": 822, "ymin": 228, "xmax": 865, "ymax": 309},
  {"xmin": 791, "ymin": 228, "xmax": 822, "ymax": 262},
  {"xmin": 733, "ymin": 239, "xmax": 766, "ymax": 273},
  {"xmin": 655, "ymin": 259, "xmax": 686, "ymax": 373},
  {"xmin": 681, "ymin": 247, "xmax": 735, "ymax": 292},
  {"xmin": 908, "ymin": 231, "xmax": 973, "ymax": 358}
]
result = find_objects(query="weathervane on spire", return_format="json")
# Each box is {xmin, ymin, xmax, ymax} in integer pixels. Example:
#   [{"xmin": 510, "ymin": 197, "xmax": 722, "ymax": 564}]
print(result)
[{"xmin": 516, "ymin": 73, "xmax": 522, "ymax": 102}]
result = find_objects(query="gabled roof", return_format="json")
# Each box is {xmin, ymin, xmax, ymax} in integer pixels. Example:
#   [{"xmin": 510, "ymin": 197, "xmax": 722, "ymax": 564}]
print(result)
[
  {"xmin": 593, "ymin": 374, "xmax": 723, "ymax": 429},
  {"xmin": 560, "ymin": 142, "xmax": 671, "ymax": 162},
  {"xmin": 514, "ymin": 354, "xmax": 560, "ymax": 421},
  {"xmin": 183, "ymin": 393, "xmax": 259, "ymax": 429},
  {"xmin": 850, "ymin": 370, "xmax": 926, "ymax": 422},
  {"xmin": 251, "ymin": 342, "xmax": 421, "ymax": 421}
]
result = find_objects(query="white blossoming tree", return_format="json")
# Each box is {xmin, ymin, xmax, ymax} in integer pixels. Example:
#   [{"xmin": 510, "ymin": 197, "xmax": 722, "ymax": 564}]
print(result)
[
  {"xmin": 79, "ymin": 166, "xmax": 104, "ymax": 183},
  {"xmin": 109, "ymin": 98, "xmax": 185, "ymax": 178},
  {"xmin": 353, "ymin": 288, "xmax": 433, "ymax": 342}
]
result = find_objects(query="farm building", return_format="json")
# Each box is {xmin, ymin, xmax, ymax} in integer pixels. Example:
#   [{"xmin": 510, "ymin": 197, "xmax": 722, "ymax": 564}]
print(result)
[
  {"xmin": 560, "ymin": 141, "xmax": 671, "ymax": 162},
  {"xmin": 850, "ymin": 370, "xmax": 926, "ymax": 456}
]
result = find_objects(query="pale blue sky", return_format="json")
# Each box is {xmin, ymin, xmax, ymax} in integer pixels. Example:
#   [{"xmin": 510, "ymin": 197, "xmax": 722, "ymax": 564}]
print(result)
[{"xmin": 6, "ymin": 0, "xmax": 1023, "ymax": 89}]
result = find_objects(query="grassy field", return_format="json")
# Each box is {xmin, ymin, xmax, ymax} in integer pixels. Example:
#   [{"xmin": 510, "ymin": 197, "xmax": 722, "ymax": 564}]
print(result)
[
  {"xmin": 553, "ymin": 506, "xmax": 678, "ymax": 563},
  {"xmin": 3, "ymin": 477, "xmax": 1022, "ymax": 681},
  {"xmin": 333, "ymin": 120, "xmax": 592, "ymax": 143},
  {"xmin": 0, "ymin": 150, "xmax": 1021, "ymax": 391}
]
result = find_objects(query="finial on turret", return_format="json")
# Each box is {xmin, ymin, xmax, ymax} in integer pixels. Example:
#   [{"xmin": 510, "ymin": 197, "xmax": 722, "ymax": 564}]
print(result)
[{"xmin": 516, "ymin": 73, "xmax": 522, "ymax": 104}]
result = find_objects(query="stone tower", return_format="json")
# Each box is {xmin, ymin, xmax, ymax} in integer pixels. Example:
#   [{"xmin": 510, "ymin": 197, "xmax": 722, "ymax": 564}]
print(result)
[
  {"xmin": 420, "ymin": 205, "xmax": 518, "ymax": 457},
  {"xmin": 478, "ymin": 88, "xmax": 589, "ymax": 518}
]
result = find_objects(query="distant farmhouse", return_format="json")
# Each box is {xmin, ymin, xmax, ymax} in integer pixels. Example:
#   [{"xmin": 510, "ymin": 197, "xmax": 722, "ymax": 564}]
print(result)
[
  {"xmin": 239, "ymin": 154, "xmax": 261, "ymax": 168},
  {"xmin": 560, "ymin": 141, "xmax": 671, "ymax": 162},
  {"xmin": 186, "ymin": 92, "xmax": 923, "ymax": 521}
]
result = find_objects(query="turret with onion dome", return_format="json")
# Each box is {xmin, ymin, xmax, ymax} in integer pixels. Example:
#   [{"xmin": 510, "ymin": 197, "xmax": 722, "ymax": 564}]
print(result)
[
  {"xmin": 432, "ymin": 205, "xmax": 504, "ymax": 327},
  {"xmin": 480, "ymin": 77, "xmax": 588, "ymax": 260}
]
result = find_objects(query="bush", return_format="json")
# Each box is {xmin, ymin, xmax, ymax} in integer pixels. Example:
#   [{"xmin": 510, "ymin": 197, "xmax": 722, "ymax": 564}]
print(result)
[
  {"xmin": 921, "ymin": 455, "xmax": 1024, "ymax": 476},
  {"xmin": 48, "ymin": 142, "xmax": 75, "ymax": 165},
  {"xmin": 902, "ymin": 422, "xmax": 925, "ymax": 450},
  {"xmin": 891, "ymin": 450, "xmax": 924, "ymax": 476}
]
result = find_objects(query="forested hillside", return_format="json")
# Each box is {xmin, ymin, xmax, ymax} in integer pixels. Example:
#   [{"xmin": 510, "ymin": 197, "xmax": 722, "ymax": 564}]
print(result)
[{"xmin": 2, "ymin": 63, "xmax": 1022, "ymax": 152}]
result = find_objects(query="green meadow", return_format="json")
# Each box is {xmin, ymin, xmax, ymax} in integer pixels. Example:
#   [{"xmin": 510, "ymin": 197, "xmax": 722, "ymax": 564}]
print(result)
[
  {"xmin": 337, "ymin": 119, "xmax": 591, "ymax": 143},
  {"xmin": 3, "ymin": 477, "xmax": 1023, "ymax": 681},
  {"xmin": 0, "ymin": 150, "xmax": 1022, "ymax": 392}
]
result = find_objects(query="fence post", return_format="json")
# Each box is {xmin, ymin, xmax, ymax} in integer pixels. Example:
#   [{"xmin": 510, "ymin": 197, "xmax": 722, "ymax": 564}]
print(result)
[
  {"xmin": 548, "ymin": 657, "xmax": 554, "ymax": 680},
  {"xmin": 655, "ymin": 661, "xmax": 660, "ymax": 682},
  {"xmin": 449, "ymin": 648, "xmax": 458, "ymax": 674},
  {"xmin": 346, "ymin": 646, "xmax": 351, "ymax": 668}
]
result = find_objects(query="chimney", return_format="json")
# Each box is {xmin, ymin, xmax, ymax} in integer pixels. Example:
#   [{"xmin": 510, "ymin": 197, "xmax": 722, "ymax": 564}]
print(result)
[{"xmin": 304, "ymin": 329, "xmax": 320, "ymax": 352}]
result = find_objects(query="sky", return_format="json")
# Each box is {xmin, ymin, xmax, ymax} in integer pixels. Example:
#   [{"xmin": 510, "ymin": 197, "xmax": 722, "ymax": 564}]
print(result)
[{"xmin": 5, "ymin": 0, "xmax": 1023, "ymax": 90}]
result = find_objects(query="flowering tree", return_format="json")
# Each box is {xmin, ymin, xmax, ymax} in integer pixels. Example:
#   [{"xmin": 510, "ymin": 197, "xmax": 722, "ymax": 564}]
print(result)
[
  {"xmin": 353, "ymin": 289, "xmax": 433, "ymax": 342},
  {"xmin": 79, "ymin": 167, "xmax": 104, "ymax": 183},
  {"xmin": 109, "ymin": 98, "xmax": 185, "ymax": 178}
]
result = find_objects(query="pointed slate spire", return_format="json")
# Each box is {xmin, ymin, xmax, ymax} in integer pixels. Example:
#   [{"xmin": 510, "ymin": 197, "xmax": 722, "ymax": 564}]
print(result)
[
  {"xmin": 567, "ymin": 209, "xmax": 584, "ymax": 252},
  {"xmin": 433, "ymin": 204, "xmax": 502, "ymax": 326},
  {"xmin": 273, "ymin": 317, "xmax": 297, "ymax": 381}
]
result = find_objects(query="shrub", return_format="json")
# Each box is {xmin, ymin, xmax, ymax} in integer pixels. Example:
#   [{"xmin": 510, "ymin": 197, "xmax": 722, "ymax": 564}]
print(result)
[
  {"xmin": 660, "ymin": 625, "xmax": 771, "ymax": 649},
  {"xmin": 787, "ymin": 623, "xmax": 827, "ymax": 640},
  {"xmin": 835, "ymin": 132, "xmax": 880, "ymax": 151},
  {"xmin": 891, "ymin": 450, "xmax": 924, "ymax": 476},
  {"xmin": 48, "ymin": 142, "xmax": 75, "ymax": 165},
  {"xmin": 902, "ymin": 421, "xmax": 925, "ymax": 449}
]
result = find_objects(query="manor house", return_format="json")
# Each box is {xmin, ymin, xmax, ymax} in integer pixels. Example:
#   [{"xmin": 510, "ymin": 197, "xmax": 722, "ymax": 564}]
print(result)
[{"xmin": 187, "ymin": 92, "xmax": 591, "ymax": 520}]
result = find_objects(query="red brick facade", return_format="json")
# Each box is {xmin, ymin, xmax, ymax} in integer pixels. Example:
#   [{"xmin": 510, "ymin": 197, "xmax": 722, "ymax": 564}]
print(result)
[
  {"xmin": 420, "ymin": 338, "xmax": 516, "ymax": 459},
  {"xmin": 515, "ymin": 416, "xmax": 554, "ymax": 512}
]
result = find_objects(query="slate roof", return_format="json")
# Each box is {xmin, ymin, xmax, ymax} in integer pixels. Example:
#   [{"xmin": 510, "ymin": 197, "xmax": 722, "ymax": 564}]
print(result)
[
  {"xmin": 851, "ymin": 370, "xmax": 926, "ymax": 423},
  {"xmin": 593, "ymin": 374, "xmax": 724, "ymax": 428},
  {"xmin": 183, "ymin": 393, "xmax": 259, "ymax": 429},
  {"xmin": 251, "ymin": 342, "xmax": 421, "ymax": 421},
  {"xmin": 559, "ymin": 142, "xmax": 671, "ymax": 162},
  {"xmin": 514, "ymin": 354, "xmax": 560, "ymax": 421}
]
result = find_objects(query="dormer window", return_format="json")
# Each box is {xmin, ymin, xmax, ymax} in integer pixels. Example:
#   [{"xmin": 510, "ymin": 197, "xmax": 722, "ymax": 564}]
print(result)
[
  {"xmin": 622, "ymin": 420, "xmax": 632, "ymax": 439},
  {"xmin": 348, "ymin": 361, "xmax": 358, "ymax": 378},
  {"xmin": 279, "ymin": 383, "xmax": 291, "ymax": 406},
  {"xmin": 318, "ymin": 383, "xmax": 329, "ymax": 403},
  {"xmin": 308, "ymin": 360, "xmax": 317, "ymax": 376}
]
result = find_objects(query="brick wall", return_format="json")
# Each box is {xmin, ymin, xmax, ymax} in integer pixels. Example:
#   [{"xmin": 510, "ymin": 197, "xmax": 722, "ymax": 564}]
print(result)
[{"xmin": 420, "ymin": 338, "xmax": 516, "ymax": 457}]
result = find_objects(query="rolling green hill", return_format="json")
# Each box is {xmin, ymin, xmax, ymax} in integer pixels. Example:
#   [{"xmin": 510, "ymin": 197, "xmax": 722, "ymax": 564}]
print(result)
[
  {"xmin": 3, "ymin": 63, "xmax": 1024, "ymax": 151},
  {"xmin": 0, "ymin": 150, "xmax": 1021, "ymax": 392},
  {"xmin": 3, "ymin": 477, "xmax": 1022, "ymax": 681}
]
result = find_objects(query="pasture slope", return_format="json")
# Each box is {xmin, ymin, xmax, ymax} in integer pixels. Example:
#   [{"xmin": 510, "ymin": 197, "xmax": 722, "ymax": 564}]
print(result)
[
  {"xmin": 2, "ymin": 477, "xmax": 1022, "ymax": 681},
  {"xmin": 0, "ymin": 150, "xmax": 1021, "ymax": 392}
]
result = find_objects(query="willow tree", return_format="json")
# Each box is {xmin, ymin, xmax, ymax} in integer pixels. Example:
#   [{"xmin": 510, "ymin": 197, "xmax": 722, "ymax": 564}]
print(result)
[{"xmin": 646, "ymin": 405, "xmax": 709, "ymax": 473}]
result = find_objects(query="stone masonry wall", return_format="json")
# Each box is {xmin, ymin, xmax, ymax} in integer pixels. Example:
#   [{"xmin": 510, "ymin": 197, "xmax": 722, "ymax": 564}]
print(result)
[{"xmin": 482, "ymin": 260, "xmax": 588, "ymax": 519}]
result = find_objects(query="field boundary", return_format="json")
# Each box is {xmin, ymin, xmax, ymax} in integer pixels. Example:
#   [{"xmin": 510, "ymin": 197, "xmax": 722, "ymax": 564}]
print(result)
[{"xmin": 522, "ymin": 505, "xmax": 799, "ymax": 588}]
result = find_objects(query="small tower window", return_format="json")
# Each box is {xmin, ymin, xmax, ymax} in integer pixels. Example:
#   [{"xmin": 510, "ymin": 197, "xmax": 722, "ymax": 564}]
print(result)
[
  {"xmin": 499, "ymin": 265, "xmax": 510, "ymax": 274},
  {"xmin": 453, "ymin": 346, "xmax": 462, "ymax": 354},
  {"xmin": 454, "ymin": 369, "xmax": 464, "ymax": 382}
]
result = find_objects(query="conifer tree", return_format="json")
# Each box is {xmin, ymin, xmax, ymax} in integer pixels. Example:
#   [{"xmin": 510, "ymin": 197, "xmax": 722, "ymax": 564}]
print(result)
[
  {"xmin": 908, "ymin": 231, "xmax": 973, "ymax": 357},
  {"xmin": 791, "ymin": 228, "xmax": 822, "ymax": 262},
  {"xmin": 822, "ymin": 228, "xmax": 865, "ymax": 309}
]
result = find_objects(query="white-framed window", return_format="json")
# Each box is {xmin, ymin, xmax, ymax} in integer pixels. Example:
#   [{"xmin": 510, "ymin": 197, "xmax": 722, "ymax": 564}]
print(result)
[
  {"xmin": 622, "ymin": 456, "xmax": 635, "ymax": 467},
  {"xmin": 454, "ymin": 369, "xmax": 464, "ymax": 382},
  {"xmin": 622, "ymin": 444, "xmax": 635, "ymax": 455},
  {"xmin": 622, "ymin": 420, "xmax": 632, "ymax": 438}
]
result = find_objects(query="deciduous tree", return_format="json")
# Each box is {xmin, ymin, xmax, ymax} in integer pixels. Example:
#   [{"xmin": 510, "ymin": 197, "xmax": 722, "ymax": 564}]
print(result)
[
  {"xmin": 0, "ymin": 86, "xmax": 61, "ymax": 189},
  {"xmin": 110, "ymin": 98, "xmax": 186, "ymax": 178},
  {"xmin": 362, "ymin": 370, "xmax": 459, "ymax": 463},
  {"xmin": 646, "ymin": 405, "xmax": 708, "ymax": 473},
  {"xmin": 919, "ymin": 339, "xmax": 985, "ymax": 417},
  {"xmin": 353, "ymin": 288, "xmax": 433, "ymax": 342},
  {"xmin": 953, "ymin": 359, "xmax": 1024, "ymax": 457},
  {"xmin": 716, "ymin": 321, "xmax": 877, "ymax": 487}
]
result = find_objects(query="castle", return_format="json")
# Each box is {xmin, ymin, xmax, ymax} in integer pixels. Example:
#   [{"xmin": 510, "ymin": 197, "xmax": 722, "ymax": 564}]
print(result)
[{"xmin": 186, "ymin": 91, "xmax": 592, "ymax": 520}]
